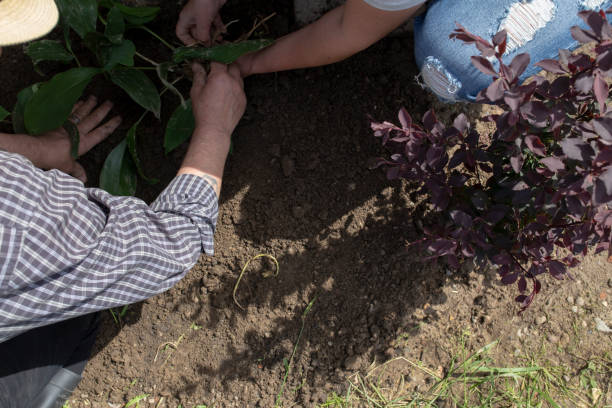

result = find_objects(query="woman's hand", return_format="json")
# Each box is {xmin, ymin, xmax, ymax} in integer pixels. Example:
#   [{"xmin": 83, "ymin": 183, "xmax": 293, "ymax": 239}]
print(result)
[
  {"xmin": 34, "ymin": 96, "xmax": 121, "ymax": 182},
  {"xmin": 176, "ymin": 0, "xmax": 227, "ymax": 45}
]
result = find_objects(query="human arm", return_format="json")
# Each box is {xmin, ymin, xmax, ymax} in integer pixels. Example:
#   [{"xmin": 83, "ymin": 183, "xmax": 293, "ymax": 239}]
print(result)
[
  {"xmin": 0, "ymin": 97, "xmax": 121, "ymax": 182},
  {"xmin": 236, "ymin": 0, "xmax": 422, "ymax": 77},
  {"xmin": 0, "ymin": 63, "xmax": 246, "ymax": 341}
]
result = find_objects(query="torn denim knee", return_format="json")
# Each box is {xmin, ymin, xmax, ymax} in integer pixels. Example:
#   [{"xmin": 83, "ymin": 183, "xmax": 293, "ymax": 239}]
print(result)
[
  {"xmin": 418, "ymin": 56, "xmax": 462, "ymax": 102},
  {"xmin": 497, "ymin": 0, "xmax": 556, "ymax": 54},
  {"xmin": 580, "ymin": 0, "xmax": 605, "ymax": 9}
]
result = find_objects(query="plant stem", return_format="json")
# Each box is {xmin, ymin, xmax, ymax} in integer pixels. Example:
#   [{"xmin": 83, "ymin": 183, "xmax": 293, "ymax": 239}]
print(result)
[
  {"xmin": 135, "ymin": 51, "xmax": 159, "ymax": 66},
  {"xmin": 137, "ymin": 26, "xmax": 175, "ymax": 51}
]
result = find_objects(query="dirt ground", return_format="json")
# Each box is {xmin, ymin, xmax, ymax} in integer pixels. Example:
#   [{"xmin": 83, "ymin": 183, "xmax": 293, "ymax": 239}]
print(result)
[{"xmin": 0, "ymin": 1, "xmax": 610, "ymax": 407}]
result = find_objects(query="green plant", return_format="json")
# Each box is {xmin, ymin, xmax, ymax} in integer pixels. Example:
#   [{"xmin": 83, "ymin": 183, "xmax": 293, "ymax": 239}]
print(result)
[{"xmin": 15, "ymin": 0, "xmax": 271, "ymax": 195}]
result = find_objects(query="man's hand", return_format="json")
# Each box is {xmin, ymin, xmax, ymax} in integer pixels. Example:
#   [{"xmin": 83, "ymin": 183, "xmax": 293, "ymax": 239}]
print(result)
[
  {"xmin": 35, "ymin": 96, "xmax": 121, "ymax": 182},
  {"xmin": 178, "ymin": 62, "xmax": 246, "ymax": 195},
  {"xmin": 176, "ymin": 0, "xmax": 227, "ymax": 45}
]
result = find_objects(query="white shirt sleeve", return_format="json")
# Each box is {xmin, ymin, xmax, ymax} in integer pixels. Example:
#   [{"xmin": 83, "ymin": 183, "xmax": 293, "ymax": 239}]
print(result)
[{"xmin": 362, "ymin": 0, "xmax": 426, "ymax": 11}]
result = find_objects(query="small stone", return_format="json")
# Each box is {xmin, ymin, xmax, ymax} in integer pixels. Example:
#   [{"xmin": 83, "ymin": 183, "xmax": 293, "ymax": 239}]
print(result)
[
  {"xmin": 535, "ymin": 315, "xmax": 547, "ymax": 325},
  {"xmin": 582, "ymin": 320, "xmax": 587, "ymax": 328},
  {"xmin": 347, "ymin": 182, "xmax": 356, "ymax": 191},
  {"xmin": 571, "ymin": 306, "xmax": 579, "ymax": 313},
  {"xmin": 608, "ymin": 278, "xmax": 612, "ymax": 288},
  {"xmin": 567, "ymin": 295, "xmax": 574, "ymax": 304},
  {"xmin": 563, "ymin": 375, "xmax": 571, "ymax": 383},
  {"xmin": 287, "ymin": 247, "xmax": 297, "ymax": 256},
  {"xmin": 594, "ymin": 318, "xmax": 612, "ymax": 333},
  {"xmin": 602, "ymin": 301, "xmax": 608, "ymax": 307},
  {"xmin": 576, "ymin": 296, "xmax": 585, "ymax": 307},
  {"xmin": 547, "ymin": 334, "xmax": 559, "ymax": 343},
  {"xmin": 281, "ymin": 156, "xmax": 295, "ymax": 176},
  {"xmin": 344, "ymin": 355, "xmax": 361, "ymax": 370}
]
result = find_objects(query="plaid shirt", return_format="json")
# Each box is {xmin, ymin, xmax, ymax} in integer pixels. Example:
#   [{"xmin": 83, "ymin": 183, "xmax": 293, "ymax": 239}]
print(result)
[{"xmin": 0, "ymin": 150, "xmax": 218, "ymax": 342}]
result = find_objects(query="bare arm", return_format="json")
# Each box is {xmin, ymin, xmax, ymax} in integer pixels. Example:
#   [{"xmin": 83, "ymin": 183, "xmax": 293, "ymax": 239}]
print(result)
[
  {"xmin": 239, "ymin": 0, "xmax": 420, "ymax": 76},
  {"xmin": 177, "ymin": 62, "xmax": 246, "ymax": 196}
]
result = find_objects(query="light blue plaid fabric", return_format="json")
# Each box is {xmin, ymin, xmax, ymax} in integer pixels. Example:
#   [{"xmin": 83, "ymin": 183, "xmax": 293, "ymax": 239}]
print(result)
[{"xmin": 0, "ymin": 150, "xmax": 217, "ymax": 342}]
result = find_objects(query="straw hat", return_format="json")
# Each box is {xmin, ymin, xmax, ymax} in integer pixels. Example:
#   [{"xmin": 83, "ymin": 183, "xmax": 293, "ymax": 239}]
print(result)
[{"xmin": 0, "ymin": 0, "xmax": 59, "ymax": 46}]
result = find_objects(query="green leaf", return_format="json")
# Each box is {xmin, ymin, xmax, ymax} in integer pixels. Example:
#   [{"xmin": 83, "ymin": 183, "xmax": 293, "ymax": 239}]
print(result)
[
  {"xmin": 24, "ymin": 67, "xmax": 101, "ymax": 135},
  {"xmin": 24, "ymin": 40, "xmax": 74, "ymax": 65},
  {"xmin": 164, "ymin": 100, "xmax": 195, "ymax": 154},
  {"xmin": 62, "ymin": 120, "xmax": 80, "ymax": 159},
  {"xmin": 55, "ymin": 0, "xmax": 98, "ymax": 39},
  {"xmin": 0, "ymin": 106, "xmax": 9, "ymax": 122},
  {"xmin": 126, "ymin": 119, "xmax": 158, "ymax": 184},
  {"xmin": 114, "ymin": 3, "xmax": 160, "ymax": 25},
  {"xmin": 110, "ymin": 69, "xmax": 161, "ymax": 117},
  {"xmin": 99, "ymin": 139, "xmax": 137, "ymax": 196},
  {"xmin": 104, "ymin": 7, "xmax": 125, "ymax": 44},
  {"xmin": 12, "ymin": 84, "xmax": 40, "ymax": 134},
  {"xmin": 102, "ymin": 39, "xmax": 135, "ymax": 70},
  {"xmin": 156, "ymin": 62, "xmax": 186, "ymax": 108},
  {"xmin": 173, "ymin": 39, "xmax": 274, "ymax": 64}
]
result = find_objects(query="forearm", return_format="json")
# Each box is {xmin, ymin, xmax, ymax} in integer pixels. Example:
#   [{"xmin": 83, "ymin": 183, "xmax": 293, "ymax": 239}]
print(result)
[
  {"xmin": 0, "ymin": 152, "xmax": 218, "ymax": 340},
  {"xmin": 0, "ymin": 132, "xmax": 42, "ymax": 167},
  {"xmin": 246, "ymin": 0, "xmax": 419, "ymax": 75},
  {"xmin": 177, "ymin": 127, "xmax": 230, "ymax": 196}
]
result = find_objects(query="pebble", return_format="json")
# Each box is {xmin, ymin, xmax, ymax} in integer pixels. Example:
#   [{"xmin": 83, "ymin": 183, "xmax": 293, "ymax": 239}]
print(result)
[
  {"xmin": 571, "ymin": 306, "xmax": 579, "ymax": 313},
  {"xmin": 576, "ymin": 296, "xmax": 585, "ymax": 307},
  {"xmin": 347, "ymin": 182, "xmax": 356, "ymax": 191},
  {"xmin": 594, "ymin": 318, "xmax": 611, "ymax": 333},
  {"xmin": 547, "ymin": 334, "xmax": 559, "ymax": 343},
  {"xmin": 567, "ymin": 295, "xmax": 574, "ymax": 304},
  {"xmin": 535, "ymin": 315, "xmax": 547, "ymax": 325},
  {"xmin": 608, "ymin": 278, "xmax": 612, "ymax": 288},
  {"xmin": 602, "ymin": 301, "xmax": 608, "ymax": 307}
]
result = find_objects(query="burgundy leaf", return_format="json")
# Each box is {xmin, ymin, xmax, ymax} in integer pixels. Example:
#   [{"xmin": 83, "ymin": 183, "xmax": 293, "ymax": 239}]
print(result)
[
  {"xmin": 510, "ymin": 153, "xmax": 523, "ymax": 173},
  {"xmin": 503, "ymin": 89, "xmax": 523, "ymax": 111},
  {"xmin": 471, "ymin": 56, "xmax": 498, "ymax": 76},
  {"xmin": 574, "ymin": 72, "xmax": 595, "ymax": 93},
  {"xmin": 492, "ymin": 30, "xmax": 507, "ymax": 46},
  {"xmin": 535, "ymin": 59, "xmax": 567, "ymax": 74},
  {"xmin": 570, "ymin": 26, "xmax": 598, "ymax": 44},
  {"xmin": 518, "ymin": 276, "xmax": 527, "ymax": 292},
  {"xmin": 548, "ymin": 260, "xmax": 567, "ymax": 279},
  {"xmin": 492, "ymin": 252, "xmax": 512, "ymax": 266},
  {"xmin": 599, "ymin": 166, "xmax": 612, "ymax": 195},
  {"xmin": 486, "ymin": 78, "xmax": 507, "ymax": 102},
  {"xmin": 525, "ymin": 135, "xmax": 547, "ymax": 157},
  {"xmin": 502, "ymin": 272, "xmax": 519, "ymax": 284},
  {"xmin": 560, "ymin": 138, "xmax": 595, "ymax": 161},
  {"xmin": 398, "ymin": 107, "xmax": 411, "ymax": 130},
  {"xmin": 593, "ymin": 73, "xmax": 609, "ymax": 114},
  {"xmin": 427, "ymin": 239, "xmax": 456, "ymax": 256},
  {"xmin": 509, "ymin": 53, "xmax": 530, "ymax": 78},
  {"xmin": 450, "ymin": 209, "xmax": 473, "ymax": 229},
  {"xmin": 540, "ymin": 156, "xmax": 565, "ymax": 172},
  {"xmin": 520, "ymin": 101, "xmax": 549, "ymax": 127},
  {"xmin": 592, "ymin": 117, "xmax": 612, "ymax": 143},
  {"xmin": 548, "ymin": 76, "xmax": 571, "ymax": 98},
  {"xmin": 422, "ymin": 110, "xmax": 438, "ymax": 131},
  {"xmin": 452, "ymin": 113, "xmax": 469, "ymax": 134}
]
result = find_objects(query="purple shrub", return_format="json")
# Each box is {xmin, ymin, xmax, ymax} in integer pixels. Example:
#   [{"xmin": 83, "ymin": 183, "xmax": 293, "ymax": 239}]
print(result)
[{"xmin": 372, "ymin": 10, "xmax": 612, "ymax": 311}]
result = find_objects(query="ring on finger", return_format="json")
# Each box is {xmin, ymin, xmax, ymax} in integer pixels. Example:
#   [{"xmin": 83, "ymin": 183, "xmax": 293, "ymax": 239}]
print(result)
[{"xmin": 69, "ymin": 113, "xmax": 81, "ymax": 125}]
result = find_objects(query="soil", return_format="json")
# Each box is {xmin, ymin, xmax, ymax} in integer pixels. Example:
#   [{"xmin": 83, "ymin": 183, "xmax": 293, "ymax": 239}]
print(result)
[{"xmin": 0, "ymin": 1, "xmax": 610, "ymax": 407}]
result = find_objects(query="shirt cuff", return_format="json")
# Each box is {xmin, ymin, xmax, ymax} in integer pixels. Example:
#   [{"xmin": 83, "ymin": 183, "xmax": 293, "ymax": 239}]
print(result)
[{"xmin": 151, "ymin": 174, "xmax": 219, "ymax": 255}]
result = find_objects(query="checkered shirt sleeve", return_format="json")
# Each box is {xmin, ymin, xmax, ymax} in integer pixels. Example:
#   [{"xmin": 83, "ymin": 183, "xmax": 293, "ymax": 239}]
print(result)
[{"xmin": 0, "ymin": 150, "xmax": 218, "ymax": 342}]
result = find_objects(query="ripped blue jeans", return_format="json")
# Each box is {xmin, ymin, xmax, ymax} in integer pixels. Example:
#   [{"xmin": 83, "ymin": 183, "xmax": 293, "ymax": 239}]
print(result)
[{"xmin": 413, "ymin": 0, "xmax": 612, "ymax": 102}]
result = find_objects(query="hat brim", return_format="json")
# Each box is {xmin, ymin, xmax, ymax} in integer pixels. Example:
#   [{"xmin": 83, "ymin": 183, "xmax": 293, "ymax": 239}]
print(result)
[{"xmin": 0, "ymin": 0, "xmax": 59, "ymax": 46}]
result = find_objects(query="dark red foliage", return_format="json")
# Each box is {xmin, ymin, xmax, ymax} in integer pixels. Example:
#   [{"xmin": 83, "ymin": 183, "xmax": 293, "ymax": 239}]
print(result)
[{"xmin": 372, "ymin": 10, "xmax": 612, "ymax": 312}]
